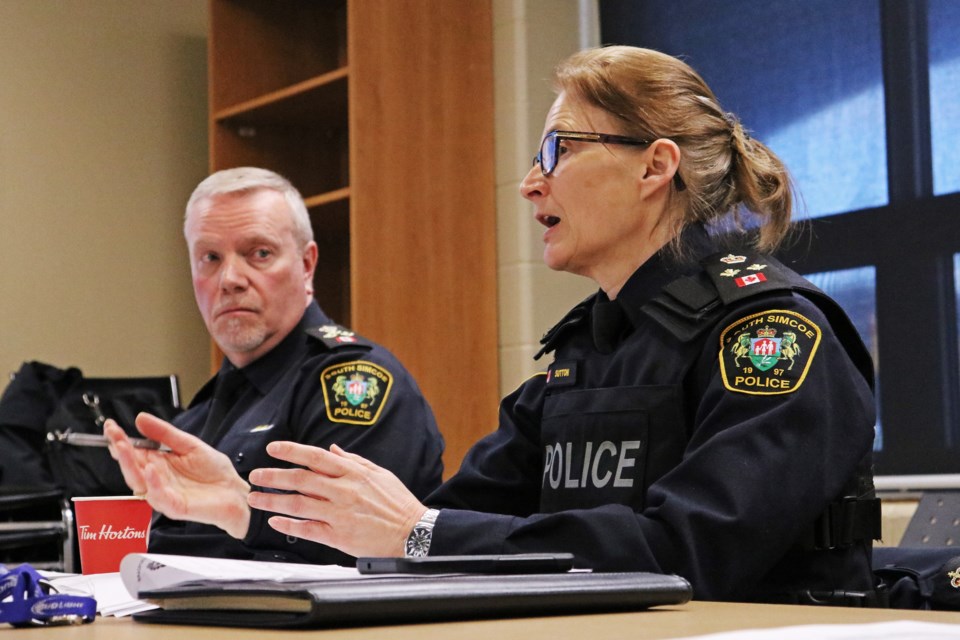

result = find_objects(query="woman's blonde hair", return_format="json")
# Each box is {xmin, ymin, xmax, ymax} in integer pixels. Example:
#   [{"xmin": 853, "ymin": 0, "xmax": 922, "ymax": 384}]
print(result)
[{"xmin": 554, "ymin": 46, "xmax": 794, "ymax": 254}]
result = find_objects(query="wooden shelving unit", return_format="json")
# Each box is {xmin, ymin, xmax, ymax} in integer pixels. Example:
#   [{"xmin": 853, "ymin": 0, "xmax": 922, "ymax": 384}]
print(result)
[{"xmin": 207, "ymin": 0, "xmax": 498, "ymax": 476}]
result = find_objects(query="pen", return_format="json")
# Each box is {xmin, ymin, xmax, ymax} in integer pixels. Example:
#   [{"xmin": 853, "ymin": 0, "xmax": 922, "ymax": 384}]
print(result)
[{"xmin": 52, "ymin": 431, "xmax": 172, "ymax": 453}]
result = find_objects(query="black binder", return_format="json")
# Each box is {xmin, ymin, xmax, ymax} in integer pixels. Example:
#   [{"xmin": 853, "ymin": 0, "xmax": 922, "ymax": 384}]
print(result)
[{"xmin": 133, "ymin": 571, "xmax": 692, "ymax": 629}]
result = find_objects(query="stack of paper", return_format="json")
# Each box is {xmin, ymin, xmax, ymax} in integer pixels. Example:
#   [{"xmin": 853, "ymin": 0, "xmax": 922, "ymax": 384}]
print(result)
[
  {"xmin": 47, "ymin": 553, "xmax": 362, "ymax": 617},
  {"xmin": 46, "ymin": 572, "xmax": 156, "ymax": 617}
]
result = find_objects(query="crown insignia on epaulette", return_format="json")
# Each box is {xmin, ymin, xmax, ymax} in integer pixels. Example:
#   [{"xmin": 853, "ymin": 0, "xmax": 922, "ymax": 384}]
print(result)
[
  {"xmin": 720, "ymin": 254, "xmax": 747, "ymax": 264},
  {"xmin": 318, "ymin": 325, "xmax": 357, "ymax": 343}
]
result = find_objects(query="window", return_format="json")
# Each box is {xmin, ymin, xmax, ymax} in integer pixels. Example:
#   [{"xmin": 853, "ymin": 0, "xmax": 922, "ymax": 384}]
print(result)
[
  {"xmin": 930, "ymin": 0, "xmax": 960, "ymax": 196},
  {"xmin": 601, "ymin": 0, "xmax": 960, "ymax": 475},
  {"xmin": 598, "ymin": 0, "xmax": 888, "ymax": 218},
  {"xmin": 956, "ymin": 254, "xmax": 960, "ymax": 412},
  {"xmin": 806, "ymin": 267, "xmax": 881, "ymax": 450}
]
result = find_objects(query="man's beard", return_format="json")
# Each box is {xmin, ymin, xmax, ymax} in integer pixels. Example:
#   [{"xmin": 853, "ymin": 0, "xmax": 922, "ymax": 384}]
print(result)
[{"xmin": 213, "ymin": 315, "xmax": 267, "ymax": 355}]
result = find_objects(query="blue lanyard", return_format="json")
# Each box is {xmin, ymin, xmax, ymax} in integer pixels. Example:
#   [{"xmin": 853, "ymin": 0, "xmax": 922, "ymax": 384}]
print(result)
[{"xmin": 0, "ymin": 564, "xmax": 97, "ymax": 627}]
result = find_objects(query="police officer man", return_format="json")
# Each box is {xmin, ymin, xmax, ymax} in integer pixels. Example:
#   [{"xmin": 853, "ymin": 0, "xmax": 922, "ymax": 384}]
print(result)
[{"xmin": 105, "ymin": 167, "xmax": 444, "ymax": 565}]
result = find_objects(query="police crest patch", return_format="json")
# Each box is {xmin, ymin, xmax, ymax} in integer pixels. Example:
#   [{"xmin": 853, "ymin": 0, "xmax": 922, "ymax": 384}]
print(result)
[
  {"xmin": 719, "ymin": 309, "xmax": 821, "ymax": 395},
  {"xmin": 320, "ymin": 360, "xmax": 393, "ymax": 425}
]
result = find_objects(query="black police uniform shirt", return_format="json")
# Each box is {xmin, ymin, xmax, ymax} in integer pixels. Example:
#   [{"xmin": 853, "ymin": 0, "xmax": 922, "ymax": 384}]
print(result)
[
  {"xmin": 149, "ymin": 301, "xmax": 445, "ymax": 565},
  {"xmin": 425, "ymin": 225, "xmax": 877, "ymax": 603}
]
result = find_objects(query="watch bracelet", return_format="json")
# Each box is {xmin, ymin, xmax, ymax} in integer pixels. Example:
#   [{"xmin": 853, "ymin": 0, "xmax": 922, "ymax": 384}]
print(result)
[{"xmin": 404, "ymin": 508, "xmax": 440, "ymax": 557}]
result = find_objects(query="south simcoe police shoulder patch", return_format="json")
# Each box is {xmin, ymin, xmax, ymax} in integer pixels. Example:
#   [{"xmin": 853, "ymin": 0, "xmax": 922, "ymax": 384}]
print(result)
[
  {"xmin": 719, "ymin": 309, "xmax": 822, "ymax": 395},
  {"xmin": 320, "ymin": 360, "xmax": 394, "ymax": 425}
]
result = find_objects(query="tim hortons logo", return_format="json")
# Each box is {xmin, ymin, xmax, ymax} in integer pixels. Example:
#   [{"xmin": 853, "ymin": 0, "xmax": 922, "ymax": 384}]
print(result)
[{"xmin": 77, "ymin": 524, "xmax": 146, "ymax": 541}]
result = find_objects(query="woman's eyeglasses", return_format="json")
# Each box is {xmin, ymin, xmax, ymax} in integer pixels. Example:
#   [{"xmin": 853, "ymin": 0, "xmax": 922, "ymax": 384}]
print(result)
[
  {"xmin": 533, "ymin": 130, "xmax": 686, "ymax": 191},
  {"xmin": 533, "ymin": 131, "xmax": 650, "ymax": 176}
]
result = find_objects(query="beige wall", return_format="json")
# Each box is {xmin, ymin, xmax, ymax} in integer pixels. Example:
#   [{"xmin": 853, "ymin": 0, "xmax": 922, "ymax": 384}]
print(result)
[
  {"xmin": 0, "ymin": 0, "xmax": 594, "ymax": 408},
  {"xmin": 0, "ymin": 1, "xmax": 210, "ymax": 400},
  {"xmin": 493, "ymin": 0, "xmax": 598, "ymax": 395}
]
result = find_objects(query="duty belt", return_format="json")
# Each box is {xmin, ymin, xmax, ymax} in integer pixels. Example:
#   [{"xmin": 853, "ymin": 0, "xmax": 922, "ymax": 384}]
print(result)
[{"xmin": 804, "ymin": 496, "xmax": 882, "ymax": 551}]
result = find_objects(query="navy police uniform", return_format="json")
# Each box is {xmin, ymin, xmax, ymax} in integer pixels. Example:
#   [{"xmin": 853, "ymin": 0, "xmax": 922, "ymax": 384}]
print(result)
[
  {"xmin": 426, "ymin": 225, "xmax": 879, "ymax": 603},
  {"xmin": 150, "ymin": 301, "xmax": 445, "ymax": 564}
]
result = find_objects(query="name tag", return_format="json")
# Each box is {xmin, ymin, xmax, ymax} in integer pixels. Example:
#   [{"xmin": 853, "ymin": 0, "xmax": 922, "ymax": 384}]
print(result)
[{"xmin": 546, "ymin": 360, "xmax": 578, "ymax": 388}]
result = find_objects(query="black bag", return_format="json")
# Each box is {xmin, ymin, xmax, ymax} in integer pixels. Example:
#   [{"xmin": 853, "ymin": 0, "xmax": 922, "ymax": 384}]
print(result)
[
  {"xmin": 0, "ymin": 361, "xmax": 181, "ymax": 498},
  {"xmin": 874, "ymin": 546, "xmax": 960, "ymax": 610}
]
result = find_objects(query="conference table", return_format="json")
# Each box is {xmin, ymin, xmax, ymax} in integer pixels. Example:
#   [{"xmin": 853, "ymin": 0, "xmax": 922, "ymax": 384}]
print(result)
[{"xmin": 19, "ymin": 600, "xmax": 960, "ymax": 638}]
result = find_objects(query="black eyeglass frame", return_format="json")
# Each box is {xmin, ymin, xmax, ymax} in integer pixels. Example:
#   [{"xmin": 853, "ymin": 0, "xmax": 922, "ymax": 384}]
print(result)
[
  {"xmin": 534, "ymin": 130, "xmax": 650, "ymax": 176},
  {"xmin": 533, "ymin": 129, "xmax": 686, "ymax": 191}
]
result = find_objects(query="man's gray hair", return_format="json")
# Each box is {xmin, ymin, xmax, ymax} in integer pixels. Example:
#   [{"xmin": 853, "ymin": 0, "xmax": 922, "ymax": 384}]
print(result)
[{"xmin": 184, "ymin": 167, "xmax": 314, "ymax": 249}]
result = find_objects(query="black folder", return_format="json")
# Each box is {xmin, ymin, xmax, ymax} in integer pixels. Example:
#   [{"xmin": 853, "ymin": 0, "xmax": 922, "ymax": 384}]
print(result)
[{"xmin": 133, "ymin": 571, "xmax": 692, "ymax": 629}]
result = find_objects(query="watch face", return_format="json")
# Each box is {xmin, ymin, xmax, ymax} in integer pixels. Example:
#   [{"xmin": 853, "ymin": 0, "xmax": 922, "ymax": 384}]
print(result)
[{"xmin": 405, "ymin": 526, "xmax": 432, "ymax": 557}]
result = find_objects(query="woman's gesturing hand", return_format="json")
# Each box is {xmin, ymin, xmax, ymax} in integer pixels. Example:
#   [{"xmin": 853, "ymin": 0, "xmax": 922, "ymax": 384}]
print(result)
[{"xmin": 248, "ymin": 442, "xmax": 428, "ymax": 558}]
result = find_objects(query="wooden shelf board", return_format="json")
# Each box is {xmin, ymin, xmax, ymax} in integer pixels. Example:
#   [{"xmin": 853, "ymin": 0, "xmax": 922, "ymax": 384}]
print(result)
[
  {"xmin": 305, "ymin": 187, "xmax": 350, "ymax": 209},
  {"xmin": 213, "ymin": 67, "xmax": 349, "ymax": 125}
]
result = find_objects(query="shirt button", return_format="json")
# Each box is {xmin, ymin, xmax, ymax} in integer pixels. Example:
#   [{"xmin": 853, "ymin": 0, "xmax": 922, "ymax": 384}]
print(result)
[{"xmin": 235, "ymin": 452, "xmax": 244, "ymax": 463}]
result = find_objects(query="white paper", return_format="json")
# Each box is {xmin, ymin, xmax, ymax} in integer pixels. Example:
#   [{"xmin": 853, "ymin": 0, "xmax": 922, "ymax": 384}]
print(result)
[
  {"xmin": 119, "ymin": 552, "xmax": 363, "ymax": 598},
  {"xmin": 669, "ymin": 620, "xmax": 960, "ymax": 640},
  {"xmin": 46, "ymin": 571, "xmax": 157, "ymax": 617}
]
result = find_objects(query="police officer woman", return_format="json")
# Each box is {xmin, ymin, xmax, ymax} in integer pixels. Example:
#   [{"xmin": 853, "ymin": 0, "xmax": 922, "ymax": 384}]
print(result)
[{"xmin": 109, "ymin": 46, "xmax": 879, "ymax": 604}]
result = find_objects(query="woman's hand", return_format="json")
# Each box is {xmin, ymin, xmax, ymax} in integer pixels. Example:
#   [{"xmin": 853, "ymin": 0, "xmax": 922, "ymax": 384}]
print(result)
[
  {"xmin": 248, "ymin": 443, "xmax": 427, "ymax": 558},
  {"xmin": 104, "ymin": 413, "xmax": 251, "ymax": 539}
]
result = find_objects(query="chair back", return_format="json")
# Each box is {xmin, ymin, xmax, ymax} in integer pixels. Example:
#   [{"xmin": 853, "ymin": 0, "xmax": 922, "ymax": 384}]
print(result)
[{"xmin": 900, "ymin": 491, "xmax": 960, "ymax": 547}]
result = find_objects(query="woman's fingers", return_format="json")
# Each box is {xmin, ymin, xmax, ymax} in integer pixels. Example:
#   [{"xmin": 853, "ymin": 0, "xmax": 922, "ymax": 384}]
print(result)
[
  {"xmin": 248, "ymin": 489, "xmax": 328, "ymax": 520},
  {"xmin": 329, "ymin": 443, "xmax": 384, "ymax": 471},
  {"xmin": 249, "ymin": 467, "xmax": 333, "ymax": 499},
  {"xmin": 265, "ymin": 516, "xmax": 335, "ymax": 547},
  {"xmin": 265, "ymin": 441, "xmax": 352, "ymax": 477}
]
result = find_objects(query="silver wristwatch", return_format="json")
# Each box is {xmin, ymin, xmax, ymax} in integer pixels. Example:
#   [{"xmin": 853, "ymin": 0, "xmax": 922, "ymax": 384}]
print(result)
[{"xmin": 404, "ymin": 508, "xmax": 440, "ymax": 557}]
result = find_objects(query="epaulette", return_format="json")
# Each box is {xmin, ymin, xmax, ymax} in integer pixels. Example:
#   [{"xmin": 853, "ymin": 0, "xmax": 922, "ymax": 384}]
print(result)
[
  {"xmin": 701, "ymin": 251, "xmax": 793, "ymax": 305},
  {"xmin": 304, "ymin": 323, "xmax": 374, "ymax": 350},
  {"xmin": 641, "ymin": 251, "xmax": 794, "ymax": 343},
  {"xmin": 640, "ymin": 270, "xmax": 724, "ymax": 342},
  {"xmin": 534, "ymin": 294, "xmax": 595, "ymax": 360}
]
